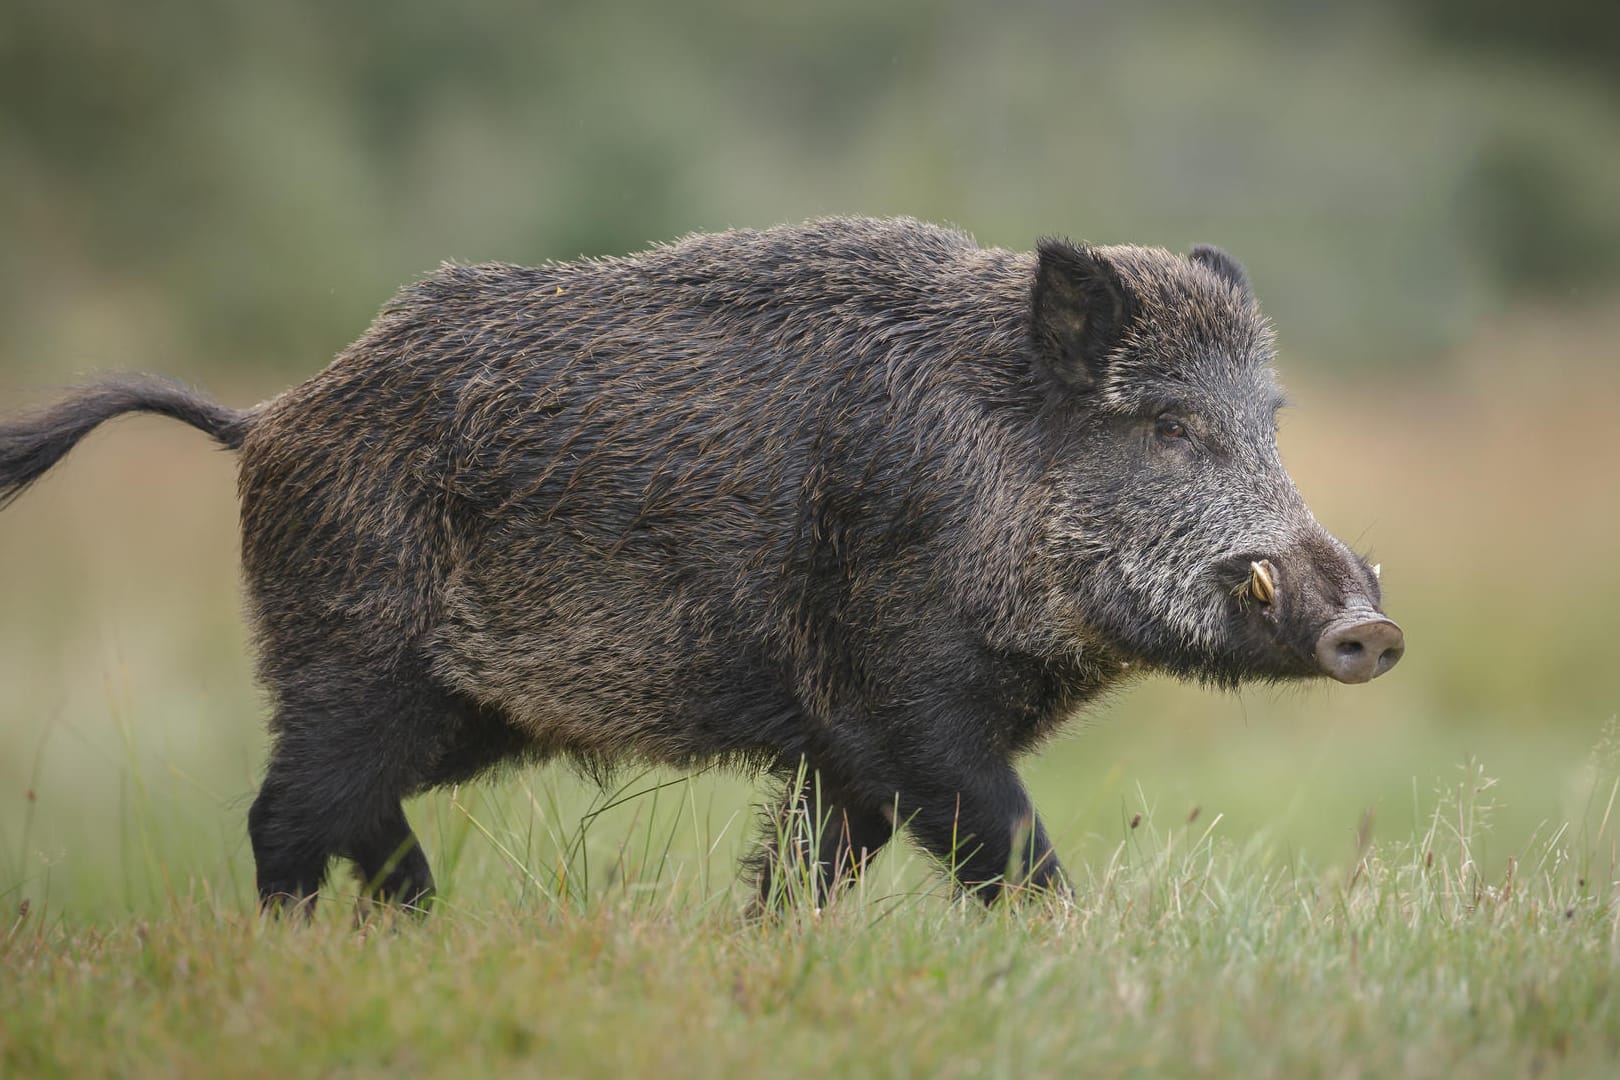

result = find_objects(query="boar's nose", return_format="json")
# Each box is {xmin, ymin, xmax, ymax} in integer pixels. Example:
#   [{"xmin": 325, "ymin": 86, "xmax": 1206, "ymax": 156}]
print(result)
[{"xmin": 1314, "ymin": 614, "xmax": 1404, "ymax": 684}]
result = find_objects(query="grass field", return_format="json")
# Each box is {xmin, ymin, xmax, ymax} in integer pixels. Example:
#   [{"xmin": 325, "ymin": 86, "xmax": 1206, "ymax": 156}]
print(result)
[
  {"xmin": 3, "ymin": 307, "xmax": 1620, "ymax": 1076},
  {"xmin": 4, "ymin": 765, "xmax": 1616, "ymax": 1078}
]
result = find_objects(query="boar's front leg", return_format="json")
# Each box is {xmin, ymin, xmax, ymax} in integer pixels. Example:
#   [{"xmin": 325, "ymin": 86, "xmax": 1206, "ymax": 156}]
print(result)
[
  {"xmin": 751, "ymin": 762, "xmax": 895, "ymax": 912},
  {"xmin": 814, "ymin": 702, "xmax": 1069, "ymax": 905},
  {"xmin": 890, "ymin": 760, "xmax": 1069, "ymax": 904}
]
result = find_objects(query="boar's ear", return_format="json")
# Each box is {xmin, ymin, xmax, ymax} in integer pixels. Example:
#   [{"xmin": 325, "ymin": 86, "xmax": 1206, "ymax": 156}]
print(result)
[
  {"xmin": 1188, "ymin": 244, "xmax": 1252, "ymax": 299},
  {"xmin": 1030, "ymin": 238, "xmax": 1136, "ymax": 391}
]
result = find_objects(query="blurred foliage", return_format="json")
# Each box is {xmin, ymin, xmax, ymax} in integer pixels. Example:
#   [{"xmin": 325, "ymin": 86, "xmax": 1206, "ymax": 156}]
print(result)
[
  {"xmin": 2, "ymin": 0, "xmax": 1619, "ymax": 384},
  {"xmin": 1405, "ymin": 0, "xmax": 1620, "ymax": 90}
]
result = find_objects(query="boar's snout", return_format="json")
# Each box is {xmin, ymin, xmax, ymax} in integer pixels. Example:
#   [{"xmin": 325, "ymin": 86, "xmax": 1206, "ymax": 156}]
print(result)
[
  {"xmin": 1314, "ymin": 613, "xmax": 1404, "ymax": 683},
  {"xmin": 1221, "ymin": 534, "xmax": 1404, "ymax": 684}
]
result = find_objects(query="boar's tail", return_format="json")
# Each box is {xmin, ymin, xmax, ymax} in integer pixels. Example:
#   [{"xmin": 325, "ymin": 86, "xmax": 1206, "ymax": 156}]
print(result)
[{"xmin": 0, "ymin": 375, "xmax": 252, "ymax": 510}]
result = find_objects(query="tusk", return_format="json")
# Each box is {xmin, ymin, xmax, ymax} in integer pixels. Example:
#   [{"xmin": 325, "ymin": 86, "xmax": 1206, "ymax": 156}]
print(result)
[
  {"xmin": 1372, "ymin": 562, "xmax": 1382, "ymax": 580},
  {"xmin": 1249, "ymin": 560, "xmax": 1276, "ymax": 604}
]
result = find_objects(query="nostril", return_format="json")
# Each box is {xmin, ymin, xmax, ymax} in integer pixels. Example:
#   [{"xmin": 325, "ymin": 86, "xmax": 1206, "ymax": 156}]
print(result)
[
  {"xmin": 1375, "ymin": 642, "xmax": 1405, "ymax": 675},
  {"xmin": 1336, "ymin": 640, "xmax": 1364, "ymax": 658}
]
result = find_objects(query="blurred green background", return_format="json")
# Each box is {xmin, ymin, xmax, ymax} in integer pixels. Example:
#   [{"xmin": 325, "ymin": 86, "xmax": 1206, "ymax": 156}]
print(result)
[{"xmin": 2, "ymin": 0, "xmax": 1618, "ymax": 919}]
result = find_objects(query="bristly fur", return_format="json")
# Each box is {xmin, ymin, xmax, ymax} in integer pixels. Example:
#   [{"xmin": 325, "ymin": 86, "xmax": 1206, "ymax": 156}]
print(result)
[{"xmin": 0, "ymin": 217, "xmax": 1391, "ymax": 914}]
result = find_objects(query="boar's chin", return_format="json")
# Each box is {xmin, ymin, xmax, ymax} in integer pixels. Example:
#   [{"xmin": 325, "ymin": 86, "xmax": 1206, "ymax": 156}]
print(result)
[
  {"xmin": 1103, "ymin": 614, "xmax": 1322, "ymax": 690},
  {"xmin": 1205, "ymin": 636, "xmax": 1324, "ymax": 688}
]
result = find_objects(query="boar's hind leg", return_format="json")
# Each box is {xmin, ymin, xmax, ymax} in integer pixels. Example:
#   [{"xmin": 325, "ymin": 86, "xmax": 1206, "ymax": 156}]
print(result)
[
  {"xmin": 751, "ymin": 764, "xmax": 895, "ymax": 912},
  {"xmin": 251, "ymin": 737, "xmax": 435, "ymax": 917},
  {"xmin": 346, "ymin": 697, "xmax": 531, "ymax": 913},
  {"xmin": 247, "ymin": 667, "xmax": 476, "ymax": 917},
  {"xmin": 348, "ymin": 804, "xmax": 435, "ymax": 912},
  {"xmin": 248, "ymin": 764, "xmax": 334, "ymax": 917}
]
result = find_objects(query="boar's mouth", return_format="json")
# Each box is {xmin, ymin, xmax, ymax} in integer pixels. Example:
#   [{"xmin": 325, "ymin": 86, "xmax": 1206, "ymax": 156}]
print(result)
[
  {"xmin": 1206, "ymin": 552, "xmax": 1293, "ymax": 644},
  {"xmin": 1211, "ymin": 552, "xmax": 1285, "ymax": 609},
  {"xmin": 1209, "ymin": 552, "xmax": 1404, "ymax": 684}
]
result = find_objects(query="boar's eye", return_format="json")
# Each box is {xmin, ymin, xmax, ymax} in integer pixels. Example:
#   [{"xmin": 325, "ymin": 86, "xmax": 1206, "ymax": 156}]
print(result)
[{"xmin": 1154, "ymin": 414, "xmax": 1189, "ymax": 442}]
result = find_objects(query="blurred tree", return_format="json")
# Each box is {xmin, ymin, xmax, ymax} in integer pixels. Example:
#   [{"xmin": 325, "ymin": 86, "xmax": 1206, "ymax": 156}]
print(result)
[
  {"xmin": 1463, "ymin": 136, "xmax": 1619, "ymax": 295},
  {"xmin": 0, "ymin": 0, "xmax": 1617, "ymax": 382},
  {"xmin": 1404, "ymin": 0, "xmax": 1620, "ymax": 92}
]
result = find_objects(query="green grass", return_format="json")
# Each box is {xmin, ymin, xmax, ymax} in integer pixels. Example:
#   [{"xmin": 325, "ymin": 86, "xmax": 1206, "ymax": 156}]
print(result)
[{"xmin": 4, "ymin": 756, "xmax": 1618, "ymax": 1078}]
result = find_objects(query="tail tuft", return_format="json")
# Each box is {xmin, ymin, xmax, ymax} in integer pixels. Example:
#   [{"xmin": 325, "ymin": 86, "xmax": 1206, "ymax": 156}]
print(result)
[{"xmin": 0, "ymin": 375, "xmax": 250, "ymax": 510}]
